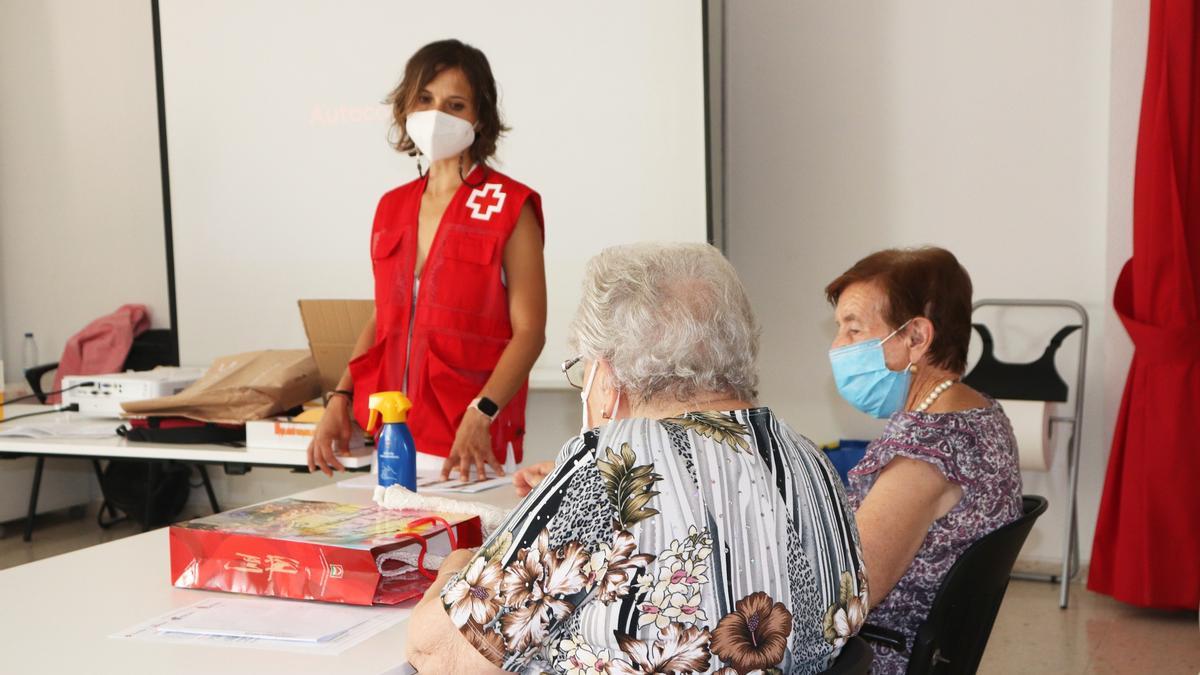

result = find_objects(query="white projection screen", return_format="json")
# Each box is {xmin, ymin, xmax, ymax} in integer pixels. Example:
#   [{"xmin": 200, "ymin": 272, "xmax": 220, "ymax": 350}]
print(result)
[{"xmin": 159, "ymin": 1, "xmax": 710, "ymax": 385}]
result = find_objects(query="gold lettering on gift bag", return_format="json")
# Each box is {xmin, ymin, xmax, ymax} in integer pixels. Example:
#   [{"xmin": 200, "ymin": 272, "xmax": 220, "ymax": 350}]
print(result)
[
  {"xmin": 265, "ymin": 554, "xmax": 301, "ymax": 578},
  {"xmin": 224, "ymin": 553, "xmax": 301, "ymax": 579},
  {"xmin": 224, "ymin": 553, "xmax": 264, "ymax": 573}
]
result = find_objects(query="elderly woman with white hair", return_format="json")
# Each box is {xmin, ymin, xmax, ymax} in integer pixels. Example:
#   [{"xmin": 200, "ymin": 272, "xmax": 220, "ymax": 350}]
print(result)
[{"xmin": 404, "ymin": 243, "xmax": 867, "ymax": 674}]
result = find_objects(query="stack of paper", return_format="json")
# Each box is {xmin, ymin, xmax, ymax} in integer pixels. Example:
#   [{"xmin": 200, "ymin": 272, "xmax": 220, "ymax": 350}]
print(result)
[
  {"xmin": 156, "ymin": 597, "xmax": 374, "ymax": 643},
  {"xmin": 113, "ymin": 595, "xmax": 411, "ymax": 656},
  {"xmin": 0, "ymin": 418, "xmax": 119, "ymax": 439}
]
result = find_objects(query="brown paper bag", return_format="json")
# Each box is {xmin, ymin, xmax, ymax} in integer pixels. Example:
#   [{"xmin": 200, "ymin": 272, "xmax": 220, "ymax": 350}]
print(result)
[{"xmin": 122, "ymin": 350, "xmax": 321, "ymax": 424}]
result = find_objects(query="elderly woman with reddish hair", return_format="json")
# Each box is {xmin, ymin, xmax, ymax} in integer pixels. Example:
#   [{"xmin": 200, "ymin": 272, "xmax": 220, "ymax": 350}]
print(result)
[{"xmin": 825, "ymin": 247, "xmax": 1023, "ymax": 674}]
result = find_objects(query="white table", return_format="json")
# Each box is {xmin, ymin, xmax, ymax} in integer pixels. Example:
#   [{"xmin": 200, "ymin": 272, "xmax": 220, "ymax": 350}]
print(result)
[
  {"xmin": 0, "ymin": 405, "xmax": 371, "ymax": 540},
  {"xmin": 0, "ymin": 482, "xmax": 521, "ymax": 674}
]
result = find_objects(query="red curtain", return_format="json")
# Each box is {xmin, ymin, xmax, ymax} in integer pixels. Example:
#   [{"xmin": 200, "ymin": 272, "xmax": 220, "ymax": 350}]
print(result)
[{"xmin": 1089, "ymin": 0, "xmax": 1200, "ymax": 610}]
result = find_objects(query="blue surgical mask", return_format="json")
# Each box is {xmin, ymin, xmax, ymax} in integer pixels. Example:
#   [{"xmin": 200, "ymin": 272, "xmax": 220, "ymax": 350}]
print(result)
[{"xmin": 829, "ymin": 320, "xmax": 913, "ymax": 419}]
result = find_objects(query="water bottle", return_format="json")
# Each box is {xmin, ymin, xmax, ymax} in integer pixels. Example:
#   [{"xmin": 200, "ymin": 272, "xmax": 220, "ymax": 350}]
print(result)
[
  {"xmin": 22, "ymin": 333, "xmax": 38, "ymax": 372},
  {"xmin": 367, "ymin": 391, "xmax": 417, "ymax": 490}
]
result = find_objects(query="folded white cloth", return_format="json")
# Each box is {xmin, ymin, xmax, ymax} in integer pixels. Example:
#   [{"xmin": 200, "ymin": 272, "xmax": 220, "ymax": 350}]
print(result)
[{"xmin": 373, "ymin": 485, "xmax": 511, "ymax": 536}]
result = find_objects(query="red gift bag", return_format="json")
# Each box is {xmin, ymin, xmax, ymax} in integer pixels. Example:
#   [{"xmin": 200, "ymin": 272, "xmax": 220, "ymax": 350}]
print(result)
[{"xmin": 169, "ymin": 498, "xmax": 483, "ymax": 606}]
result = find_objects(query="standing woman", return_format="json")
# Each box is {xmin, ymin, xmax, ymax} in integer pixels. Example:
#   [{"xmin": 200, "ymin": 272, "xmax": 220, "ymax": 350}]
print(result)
[{"xmin": 308, "ymin": 39, "xmax": 546, "ymax": 480}]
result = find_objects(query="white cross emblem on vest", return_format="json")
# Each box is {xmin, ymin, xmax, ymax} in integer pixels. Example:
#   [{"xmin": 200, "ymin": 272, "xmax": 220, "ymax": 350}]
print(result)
[{"xmin": 466, "ymin": 183, "xmax": 507, "ymax": 221}]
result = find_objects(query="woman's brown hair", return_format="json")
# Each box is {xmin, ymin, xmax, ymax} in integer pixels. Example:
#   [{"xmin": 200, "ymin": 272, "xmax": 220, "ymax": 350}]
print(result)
[
  {"xmin": 386, "ymin": 39, "xmax": 507, "ymax": 165},
  {"xmin": 825, "ymin": 247, "xmax": 974, "ymax": 373}
]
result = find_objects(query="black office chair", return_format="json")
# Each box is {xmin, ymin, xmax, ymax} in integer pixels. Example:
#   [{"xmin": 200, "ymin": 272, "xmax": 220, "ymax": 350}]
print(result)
[
  {"xmin": 860, "ymin": 495, "xmax": 1049, "ymax": 675},
  {"xmin": 818, "ymin": 635, "xmax": 874, "ymax": 675}
]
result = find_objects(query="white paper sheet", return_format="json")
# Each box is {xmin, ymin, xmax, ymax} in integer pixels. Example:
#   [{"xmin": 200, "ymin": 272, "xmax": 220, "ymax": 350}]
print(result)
[
  {"xmin": 338, "ymin": 473, "xmax": 381, "ymax": 489},
  {"xmin": 339, "ymin": 471, "xmax": 511, "ymax": 494},
  {"xmin": 0, "ymin": 418, "xmax": 120, "ymax": 439},
  {"xmin": 157, "ymin": 596, "xmax": 374, "ymax": 642},
  {"xmin": 414, "ymin": 474, "xmax": 511, "ymax": 494},
  {"xmin": 112, "ymin": 596, "xmax": 411, "ymax": 656}
]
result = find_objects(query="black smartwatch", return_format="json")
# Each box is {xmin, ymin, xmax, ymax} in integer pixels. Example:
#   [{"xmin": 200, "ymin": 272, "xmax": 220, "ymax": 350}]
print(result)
[{"xmin": 470, "ymin": 396, "xmax": 500, "ymax": 421}]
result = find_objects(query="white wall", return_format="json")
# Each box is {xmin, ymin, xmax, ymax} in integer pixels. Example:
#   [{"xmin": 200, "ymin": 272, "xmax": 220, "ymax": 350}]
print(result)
[
  {"xmin": 0, "ymin": 0, "xmax": 172, "ymax": 515},
  {"xmin": 0, "ymin": 0, "xmax": 170, "ymax": 380},
  {"xmin": 1103, "ymin": 2, "xmax": 1147, "ymax": 474},
  {"xmin": 724, "ymin": 1, "xmax": 1128, "ymax": 567}
]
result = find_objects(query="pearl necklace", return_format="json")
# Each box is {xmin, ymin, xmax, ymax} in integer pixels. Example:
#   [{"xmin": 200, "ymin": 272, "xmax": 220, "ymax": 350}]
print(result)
[{"xmin": 914, "ymin": 379, "xmax": 956, "ymax": 412}]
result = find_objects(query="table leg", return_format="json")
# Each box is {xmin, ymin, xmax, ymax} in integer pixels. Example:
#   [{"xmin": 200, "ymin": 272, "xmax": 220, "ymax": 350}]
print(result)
[
  {"xmin": 23, "ymin": 456, "xmax": 45, "ymax": 542},
  {"xmin": 91, "ymin": 459, "xmax": 121, "ymax": 521},
  {"xmin": 196, "ymin": 464, "xmax": 221, "ymax": 513},
  {"xmin": 142, "ymin": 462, "xmax": 160, "ymax": 532}
]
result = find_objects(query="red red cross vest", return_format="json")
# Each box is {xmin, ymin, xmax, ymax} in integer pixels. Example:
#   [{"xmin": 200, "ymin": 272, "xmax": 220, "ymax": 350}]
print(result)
[{"xmin": 348, "ymin": 165, "xmax": 543, "ymax": 463}]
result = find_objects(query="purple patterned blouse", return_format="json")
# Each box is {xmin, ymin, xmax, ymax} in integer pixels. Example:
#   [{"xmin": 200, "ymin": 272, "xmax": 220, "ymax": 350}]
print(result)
[{"xmin": 846, "ymin": 399, "xmax": 1023, "ymax": 675}]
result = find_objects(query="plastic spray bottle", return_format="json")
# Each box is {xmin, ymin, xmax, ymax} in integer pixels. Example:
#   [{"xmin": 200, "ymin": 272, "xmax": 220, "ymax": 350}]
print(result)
[{"xmin": 367, "ymin": 391, "xmax": 417, "ymax": 490}]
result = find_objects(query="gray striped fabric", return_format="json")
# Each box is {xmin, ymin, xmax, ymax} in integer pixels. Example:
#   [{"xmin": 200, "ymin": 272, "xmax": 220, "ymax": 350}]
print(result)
[{"xmin": 441, "ymin": 407, "xmax": 867, "ymax": 674}]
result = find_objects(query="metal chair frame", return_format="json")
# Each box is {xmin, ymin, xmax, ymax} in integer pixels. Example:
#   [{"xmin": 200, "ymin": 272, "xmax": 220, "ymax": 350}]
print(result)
[{"xmin": 971, "ymin": 299, "xmax": 1087, "ymax": 609}]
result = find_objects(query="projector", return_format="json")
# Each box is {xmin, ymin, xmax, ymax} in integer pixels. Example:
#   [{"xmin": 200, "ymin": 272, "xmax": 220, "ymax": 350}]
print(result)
[{"xmin": 62, "ymin": 367, "xmax": 206, "ymax": 417}]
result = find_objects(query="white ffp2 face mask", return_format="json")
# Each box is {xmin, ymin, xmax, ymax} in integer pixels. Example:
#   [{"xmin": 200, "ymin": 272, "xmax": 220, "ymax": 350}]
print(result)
[{"xmin": 405, "ymin": 110, "xmax": 475, "ymax": 162}]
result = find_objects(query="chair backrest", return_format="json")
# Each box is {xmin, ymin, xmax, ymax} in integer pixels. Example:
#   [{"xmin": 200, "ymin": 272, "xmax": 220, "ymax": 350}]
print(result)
[
  {"xmin": 962, "ymin": 323, "xmax": 1079, "ymax": 402},
  {"xmin": 122, "ymin": 329, "xmax": 177, "ymax": 371},
  {"xmin": 820, "ymin": 635, "xmax": 874, "ymax": 675},
  {"xmin": 906, "ymin": 495, "xmax": 1049, "ymax": 675}
]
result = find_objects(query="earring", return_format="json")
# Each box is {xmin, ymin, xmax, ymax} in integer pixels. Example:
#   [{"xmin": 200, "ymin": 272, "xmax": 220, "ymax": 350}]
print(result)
[
  {"xmin": 416, "ymin": 155, "xmax": 426, "ymax": 178},
  {"xmin": 459, "ymin": 153, "xmax": 485, "ymax": 188},
  {"xmin": 909, "ymin": 364, "xmax": 918, "ymax": 373}
]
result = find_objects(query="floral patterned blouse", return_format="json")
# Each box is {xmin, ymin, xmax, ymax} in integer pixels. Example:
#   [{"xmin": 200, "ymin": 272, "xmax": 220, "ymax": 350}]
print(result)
[
  {"xmin": 441, "ymin": 408, "xmax": 868, "ymax": 674},
  {"xmin": 846, "ymin": 400, "xmax": 1023, "ymax": 675}
]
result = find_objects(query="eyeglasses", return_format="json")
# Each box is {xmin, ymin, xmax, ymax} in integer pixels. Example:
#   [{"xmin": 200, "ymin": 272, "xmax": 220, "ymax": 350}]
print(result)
[{"xmin": 561, "ymin": 356, "xmax": 585, "ymax": 390}]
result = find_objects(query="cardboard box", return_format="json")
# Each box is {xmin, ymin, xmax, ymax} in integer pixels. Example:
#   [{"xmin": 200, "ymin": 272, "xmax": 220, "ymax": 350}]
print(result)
[
  {"xmin": 244, "ymin": 417, "xmax": 365, "ymax": 451},
  {"xmin": 170, "ymin": 497, "xmax": 483, "ymax": 606},
  {"xmin": 297, "ymin": 299, "xmax": 374, "ymax": 394},
  {"xmin": 245, "ymin": 407, "xmax": 368, "ymax": 451}
]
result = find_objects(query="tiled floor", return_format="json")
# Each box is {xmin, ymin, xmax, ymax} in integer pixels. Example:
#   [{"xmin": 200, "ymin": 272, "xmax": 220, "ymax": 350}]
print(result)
[
  {"xmin": 0, "ymin": 502, "xmax": 148, "ymax": 571},
  {"xmin": 980, "ymin": 572, "xmax": 1199, "ymax": 674},
  {"xmin": 2, "ymin": 504, "xmax": 1197, "ymax": 674}
]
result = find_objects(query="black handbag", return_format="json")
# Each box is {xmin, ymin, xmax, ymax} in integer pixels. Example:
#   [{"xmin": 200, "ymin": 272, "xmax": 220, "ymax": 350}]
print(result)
[
  {"xmin": 97, "ymin": 460, "xmax": 192, "ymax": 528},
  {"xmin": 118, "ymin": 416, "xmax": 246, "ymax": 444}
]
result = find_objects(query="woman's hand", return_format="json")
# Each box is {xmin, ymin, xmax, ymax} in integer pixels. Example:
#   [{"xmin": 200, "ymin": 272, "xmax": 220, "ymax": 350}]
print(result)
[
  {"xmin": 442, "ymin": 409, "xmax": 503, "ymax": 481},
  {"xmin": 307, "ymin": 395, "xmax": 352, "ymax": 476},
  {"xmin": 513, "ymin": 460, "xmax": 555, "ymax": 497},
  {"xmin": 435, "ymin": 547, "xmax": 475, "ymax": 578}
]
